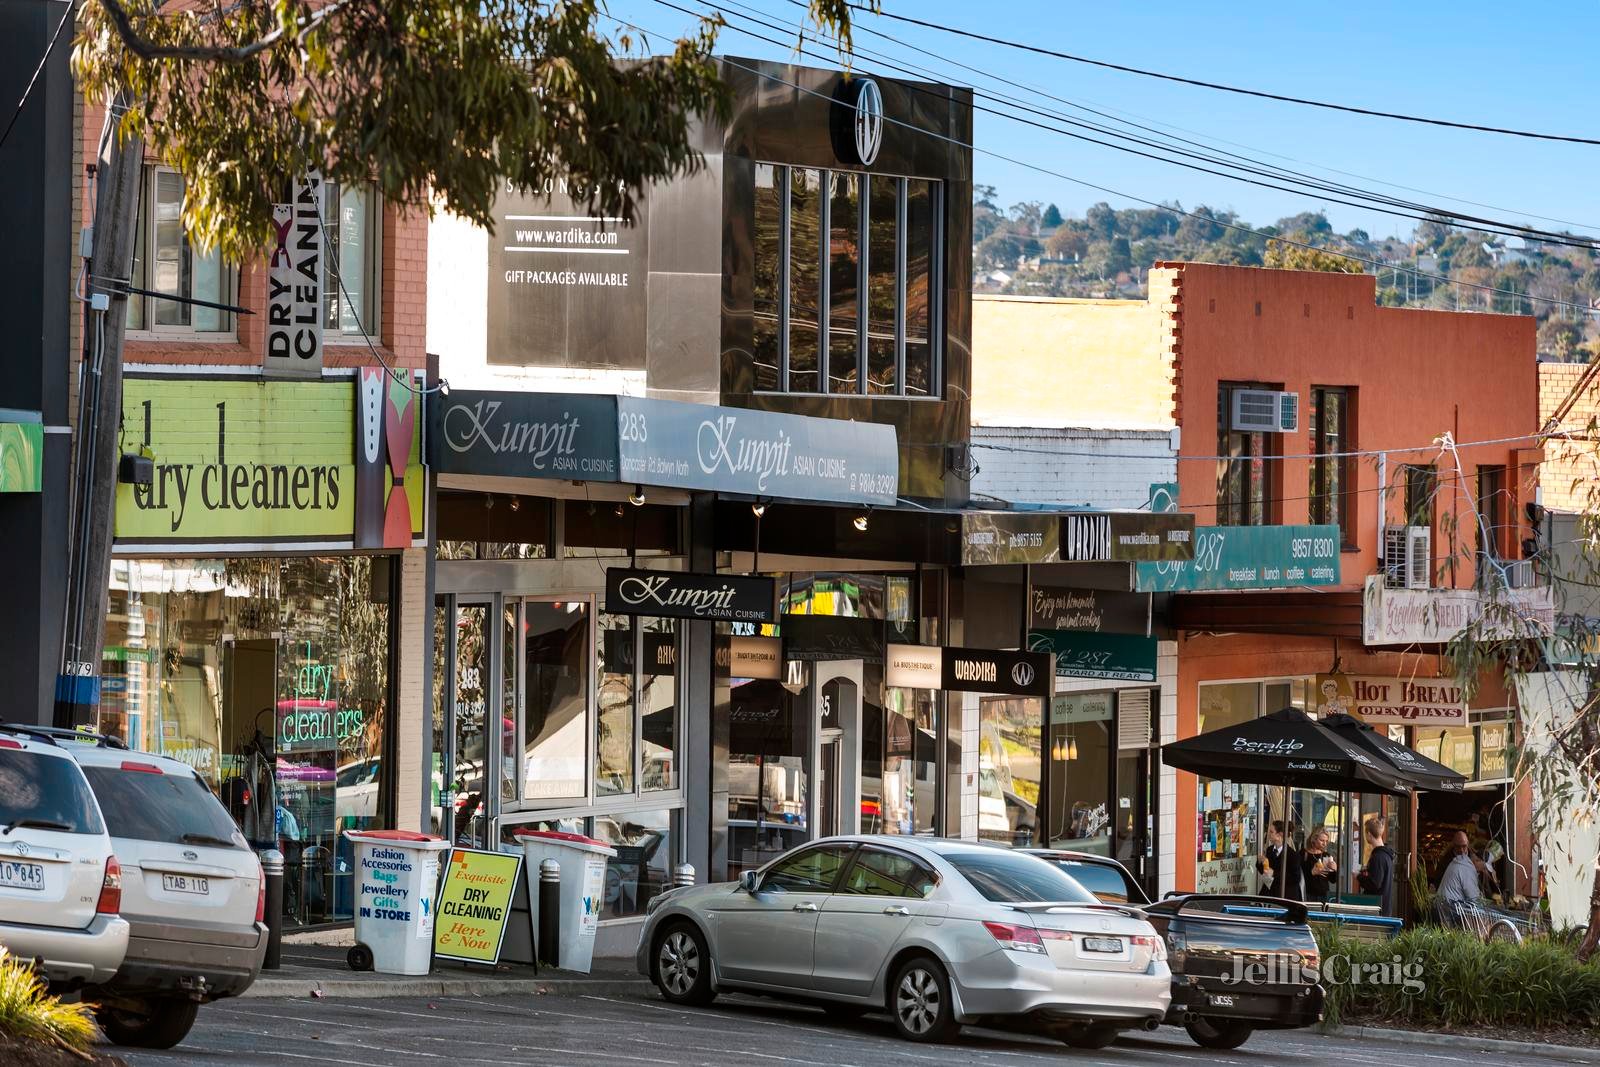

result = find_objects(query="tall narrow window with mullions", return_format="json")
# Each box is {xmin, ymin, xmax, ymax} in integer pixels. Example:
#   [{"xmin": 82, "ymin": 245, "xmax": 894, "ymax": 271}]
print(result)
[
  {"xmin": 788, "ymin": 168, "xmax": 823, "ymax": 394},
  {"xmin": 125, "ymin": 167, "xmax": 235, "ymax": 335},
  {"xmin": 752, "ymin": 164, "xmax": 783, "ymax": 391},
  {"xmin": 1216, "ymin": 384, "xmax": 1273, "ymax": 526},
  {"xmin": 321, "ymin": 180, "xmax": 381, "ymax": 339},
  {"xmin": 751, "ymin": 162, "xmax": 942, "ymax": 397},
  {"xmin": 1477, "ymin": 465, "xmax": 1507, "ymax": 571},
  {"xmin": 1309, "ymin": 387, "xmax": 1353, "ymax": 547},
  {"xmin": 827, "ymin": 173, "xmax": 861, "ymax": 393}
]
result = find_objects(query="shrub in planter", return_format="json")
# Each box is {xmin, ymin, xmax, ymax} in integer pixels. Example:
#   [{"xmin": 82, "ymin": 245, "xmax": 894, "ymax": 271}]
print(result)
[{"xmin": 1315, "ymin": 925, "xmax": 1600, "ymax": 1030}]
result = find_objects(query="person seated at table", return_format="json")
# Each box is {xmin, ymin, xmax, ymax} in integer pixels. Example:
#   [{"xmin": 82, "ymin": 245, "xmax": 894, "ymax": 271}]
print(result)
[
  {"xmin": 1436, "ymin": 830, "xmax": 1489, "ymax": 925},
  {"xmin": 1301, "ymin": 828, "xmax": 1337, "ymax": 903}
]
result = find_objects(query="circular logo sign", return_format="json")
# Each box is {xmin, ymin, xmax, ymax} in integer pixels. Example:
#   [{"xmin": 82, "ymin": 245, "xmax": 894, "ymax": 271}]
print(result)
[
  {"xmin": 1011, "ymin": 661, "xmax": 1036, "ymax": 689},
  {"xmin": 831, "ymin": 77, "xmax": 884, "ymax": 167}
]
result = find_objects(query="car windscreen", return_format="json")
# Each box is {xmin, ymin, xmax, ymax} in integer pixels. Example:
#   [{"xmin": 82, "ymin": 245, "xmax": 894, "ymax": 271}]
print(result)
[
  {"xmin": 946, "ymin": 850, "xmax": 1098, "ymax": 904},
  {"xmin": 81, "ymin": 765, "xmax": 244, "ymax": 847},
  {"xmin": 1056, "ymin": 860, "xmax": 1140, "ymax": 904},
  {"xmin": 0, "ymin": 749, "xmax": 105, "ymax": 835}
]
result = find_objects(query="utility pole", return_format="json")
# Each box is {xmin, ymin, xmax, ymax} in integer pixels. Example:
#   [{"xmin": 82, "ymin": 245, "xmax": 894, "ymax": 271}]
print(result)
[{"xmin": 56, "ymin": 89, "xmax": 142, "ymax": 728}]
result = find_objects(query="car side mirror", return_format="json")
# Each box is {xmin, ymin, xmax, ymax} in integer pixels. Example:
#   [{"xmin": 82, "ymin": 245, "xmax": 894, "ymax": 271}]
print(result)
[{"xmin": 739, "ymin": 870, "xmax": 761, "ymax": 894}]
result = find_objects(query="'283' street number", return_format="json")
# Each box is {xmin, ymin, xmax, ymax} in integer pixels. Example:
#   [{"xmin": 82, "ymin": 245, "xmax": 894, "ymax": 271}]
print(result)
[{"xmin": 620, "ymin": 412, "xmax": 649, "ymax": 443}]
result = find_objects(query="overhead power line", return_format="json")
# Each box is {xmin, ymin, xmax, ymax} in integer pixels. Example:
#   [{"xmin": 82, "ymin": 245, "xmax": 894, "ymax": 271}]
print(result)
[
  {"xmin": 851, "ymin": 4, "xmax": 1600, "ymax": 147},
  {"xmin": 0, "ymin": 0, "xmax": 75, "ymax": 154},
  {"xmin": 772, "ymin": 0, "xmax": 1600, "ymax": 234},
  {"xmin": 705, "ymin": 0, "xmax": 1597, "ymax": 250}
]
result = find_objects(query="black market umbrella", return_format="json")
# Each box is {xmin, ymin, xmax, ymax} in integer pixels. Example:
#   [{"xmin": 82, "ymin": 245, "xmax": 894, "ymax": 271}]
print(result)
[
  {"xmin": 1161, "ymin": 707, "xmax": 1413, "ymax": 796},
  {"xmin": 1318, "ymin": 713, "xmax": 1467, "ymax": 793}
]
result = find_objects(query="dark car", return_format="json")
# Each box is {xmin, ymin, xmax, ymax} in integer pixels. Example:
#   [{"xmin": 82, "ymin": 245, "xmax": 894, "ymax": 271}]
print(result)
[{"xmin": 1025, "ymin": 849, "xmax": 1323, "ymax": 1049}]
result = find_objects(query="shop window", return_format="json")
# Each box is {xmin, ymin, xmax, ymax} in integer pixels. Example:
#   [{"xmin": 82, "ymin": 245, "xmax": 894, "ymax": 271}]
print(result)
[
  {"xmin": 98, "ymin": 556, "xmax": 394, "ymax": 927},
  {"xmin": 125, "ymin": 167, "xmax": 236, "ymax": 335},
  {"xmin": 724, "ymin": 667, "xmax": 809, "ymax": 877},
  {"xmin": 521, "ymin": 601, "xmax": 589, "ymax": 802},
  {"xmin": 322, "ymin": 180, "xmax": 381, "ymax": 339},
  {"xmin": 1309, "ymin": 386, "xmax": 1354, "ymax": 547},
  {"xmin": 561, "ymin": 499, "xmax": 681, "ymax": 557},
  {"xmin": 435, "ymin": 490, "xmax": 552, "ymax": 560},
  {"xmin": 592, "ymin": 809, "xmax": 676, "ymax": 918},
  {"xmin": 640, "ymin": 617, "xmax": 679, "ymax": 792},
  {"xmin": 595, "ymin": 613, "xmax": 635, "ymax": 797},
  {"xmin": 977, "ymin": 696, "xmax": 1040, "ymax": 847},
  {"xmin": 751, "ymin": 161, "xmax": 942, "ymax": 397},
  {"xmin": 1216, "ymin": 383, "xmax": 1276, "ymax": 525},
  {"xmin": 1047, "ymin": 693, "xmax": 1112, "ymax": 854}
]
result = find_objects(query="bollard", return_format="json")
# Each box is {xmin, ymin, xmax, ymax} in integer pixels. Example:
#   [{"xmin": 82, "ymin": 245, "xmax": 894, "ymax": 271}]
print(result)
[
  {"xmin": 538, "ymin": 858, "xmax": 561, "ymax": 969},
  {"xmin": 673, "ymin": 863, "xmax": 695, "ymax": 889},
  {"xmin": 260, "ymin": 849, "xmax": 284, "ymax": 970}
]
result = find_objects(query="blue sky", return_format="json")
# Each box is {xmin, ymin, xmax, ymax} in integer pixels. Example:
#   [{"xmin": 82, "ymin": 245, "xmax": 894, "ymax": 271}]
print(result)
[{"xmin": 608, "ymin": 0, "xmax": 1600, "ymax": 239}]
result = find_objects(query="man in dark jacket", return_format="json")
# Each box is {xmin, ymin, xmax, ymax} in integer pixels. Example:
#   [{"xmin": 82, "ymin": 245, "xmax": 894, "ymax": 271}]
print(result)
[
  {"xmin": 1358, "ymin": 817, "xmax": 1397, "ymax": 916},
  {"xmin": 1258, "ymin": 820, "xmax": 1303, "ymax": 900}
]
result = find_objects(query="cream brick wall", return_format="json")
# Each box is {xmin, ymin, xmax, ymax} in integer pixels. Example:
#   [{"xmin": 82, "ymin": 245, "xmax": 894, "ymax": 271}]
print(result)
[
  {"xmin": 1539, "ymin": 361, "xmax": 1600, "ymax": 514},
  {"xmin": 972, "ymin": 293, "xmax": 1178, "ymax": 431}
]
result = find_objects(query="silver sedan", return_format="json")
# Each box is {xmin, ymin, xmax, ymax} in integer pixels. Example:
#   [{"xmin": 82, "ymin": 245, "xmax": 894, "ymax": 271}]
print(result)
[{"xmin": 636, "ymin": 835, "xmax": 1170, "ymax": 1048}]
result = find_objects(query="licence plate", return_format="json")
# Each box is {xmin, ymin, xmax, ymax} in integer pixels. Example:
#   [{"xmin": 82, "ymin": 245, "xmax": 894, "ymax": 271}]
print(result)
[
  {"xmin": 1210, "ymin": 994, "xmax": 1235, "ymax": 1007},
  {"xmin": 0, "ymin": 860, "xmax": 44, "ymax": 891},
  {"xmin": 162, "ymin": 873, "xmax": 210, "ymax": 895},
  {"xmin": 1082, "ymin": 936, "xmax": 1123, "ymax": 953}
]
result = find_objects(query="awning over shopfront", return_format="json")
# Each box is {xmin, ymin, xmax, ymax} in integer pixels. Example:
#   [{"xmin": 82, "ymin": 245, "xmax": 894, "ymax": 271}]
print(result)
[
  {"xmin": 428, "ymin": 389, "xmax": 900, "ymax": 507},
  {"xmin": 1161, "ymin": 707, "xmax": 1413, "ymax": 795},
  {"xmin": 1318, "ymin": 712, "xmax": 1467, "ymax": 793}
]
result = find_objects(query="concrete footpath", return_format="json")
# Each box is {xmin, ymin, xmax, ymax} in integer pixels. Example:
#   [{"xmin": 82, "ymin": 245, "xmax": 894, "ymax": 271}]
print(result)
[
  {"xmin": 246, "ymin": 940, "xmax": 651, "ymax": 1000},
  {"xmin": 1322, "ymin": 1022, "xmax": 1600, "ymax": 1063}
]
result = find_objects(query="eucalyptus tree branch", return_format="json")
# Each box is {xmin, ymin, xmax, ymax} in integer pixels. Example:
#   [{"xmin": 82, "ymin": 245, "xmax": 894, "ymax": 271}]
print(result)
[{"xmin": 94, "ymin": 0, "xmax": 349, "ymax": 62}]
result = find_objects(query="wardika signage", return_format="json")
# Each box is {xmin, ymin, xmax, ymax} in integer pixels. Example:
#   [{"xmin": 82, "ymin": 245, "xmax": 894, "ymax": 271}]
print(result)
[{"xmin": 115, "ymin": 375, "xmax": 424, "ymax": 550}]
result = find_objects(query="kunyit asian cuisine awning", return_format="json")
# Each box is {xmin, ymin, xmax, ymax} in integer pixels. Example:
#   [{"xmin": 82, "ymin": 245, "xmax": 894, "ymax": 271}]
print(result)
[
  {"xmin": 1161, "ymin": 707, "xmax": 1413, "ymax": 795},
  {"xmin": 1317, "ymin": 713, "xmax": 1467, "ymax": 793},
  {"xmin": 428, "ymin": 389, "xmax": 899, "ymax": 507}
]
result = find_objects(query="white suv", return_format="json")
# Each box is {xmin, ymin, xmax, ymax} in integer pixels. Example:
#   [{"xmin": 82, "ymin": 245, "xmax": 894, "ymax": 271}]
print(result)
[
  {"xmin": 0, "ymin": 726, "xmax": 129, "ymax": 987},
  {"xmin": 65, "ymin": 737, "xmax": 268, "ymax": 1050}
]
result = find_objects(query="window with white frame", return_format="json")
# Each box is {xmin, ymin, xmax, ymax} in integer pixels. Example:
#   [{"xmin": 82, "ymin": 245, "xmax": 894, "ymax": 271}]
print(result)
[
  {"xmin": 321, "ymin": 180, "xmax": 381, "ymax": 339},
  {"xmin": 125, "ymin": 167, "xmax": 236, "ymax": 335}
]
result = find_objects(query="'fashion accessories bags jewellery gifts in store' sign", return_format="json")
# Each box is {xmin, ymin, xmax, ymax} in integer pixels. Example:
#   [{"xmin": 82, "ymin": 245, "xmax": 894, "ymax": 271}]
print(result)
[
  {"xmin": 1135, "ymin": 525, "xmax": 1341, "ymax": 592},
  {"xmin": 430, "ymin": 390, "xmax": 898, "ymax": 507}
]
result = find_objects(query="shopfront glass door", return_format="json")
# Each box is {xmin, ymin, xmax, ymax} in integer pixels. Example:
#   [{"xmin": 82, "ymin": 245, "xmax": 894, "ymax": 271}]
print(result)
[
  {"xmin": 448, "ymin": 600, "xmax": 493, "ymax": 848},
  {"xmin": 1114, "ymin": 752, "xmax": 1148, "ymax": 886},
  {"xmin": 814, "ymin": 663, "xmax": 862, "ymax": 837}
]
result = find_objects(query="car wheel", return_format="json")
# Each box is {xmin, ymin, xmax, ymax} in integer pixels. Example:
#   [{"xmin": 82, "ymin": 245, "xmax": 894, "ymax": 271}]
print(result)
[
  {"xmin": 1059, "ymin": 1024, "xmax": 1120, "ymax": 1049},
  {"xmin": 1184, "ymin": 1016, "xmax": 1254, "ymax": 1049},
  {"xmin": 889, "ymin": 956, "xmax": 961, "ymax": 1043},
  {"xmin": 97, "ymin": 997, "xmax": 201, "ymax": 1049},
  {"xmin": 653, "ymin": 923, "xmax": 715, "ymax": 1006}
]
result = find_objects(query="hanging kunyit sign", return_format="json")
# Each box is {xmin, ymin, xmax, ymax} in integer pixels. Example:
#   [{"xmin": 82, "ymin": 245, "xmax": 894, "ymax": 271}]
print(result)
[
  {"xmin": 264, "ymin": 172, "xmax": 324, "ymax": 378},
  {"xmin": 604, "ymin": 568, "xmax": 776, "ymax": 624}
]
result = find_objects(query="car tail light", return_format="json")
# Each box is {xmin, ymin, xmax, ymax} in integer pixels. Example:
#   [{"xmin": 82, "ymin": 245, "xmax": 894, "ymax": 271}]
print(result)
[
  {"xmin": 255, "ymin": 858, "xmax": 266, "ymax": 923},
  {"xmin": 982, "ymin": 920, "xmax": 1046, "ymax": 954},
  {"xmin": 0, "ymin": 738, "xmax": 21, "ymax": 749},
  {"xmin": 1131, "ymin": 934, "xmax": 1167, "ymax": 961},
  {"xmin": 120, "ymin": 760, "xmax": 162, "ymax": 774},
  {"xmin": 97, "ymin": 856, "xmax": 122, "ymax": 915}
]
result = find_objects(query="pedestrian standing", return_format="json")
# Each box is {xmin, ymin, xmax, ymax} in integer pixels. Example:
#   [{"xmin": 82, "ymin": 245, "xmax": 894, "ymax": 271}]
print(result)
[
  {"xmin": 1357, "ymin": 817, "xmax": 1396, "ymax": 916},
  {"xmin": 1257, "ymin": 820, "xmax": 1303, "ymax": 900}
]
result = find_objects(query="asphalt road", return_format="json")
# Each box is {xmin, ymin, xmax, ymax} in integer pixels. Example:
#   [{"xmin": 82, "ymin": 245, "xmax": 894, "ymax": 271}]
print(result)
[{"xmin": 114, "ymin": 989, "xmax": 1593, "ymax": 1067}]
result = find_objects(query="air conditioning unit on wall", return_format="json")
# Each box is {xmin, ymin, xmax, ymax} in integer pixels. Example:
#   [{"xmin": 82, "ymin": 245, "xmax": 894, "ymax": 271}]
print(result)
[
  {"xmin": 1231, "ymin": 389, "xmax": 1300, "ymax": 433},
  {"xmin": 1383, "ymin": 525, "xmax": 1432, "ymax": 589}
]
